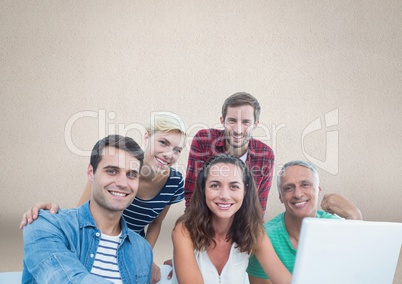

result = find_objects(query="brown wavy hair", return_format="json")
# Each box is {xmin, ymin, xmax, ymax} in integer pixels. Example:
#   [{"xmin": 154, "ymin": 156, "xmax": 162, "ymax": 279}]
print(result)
[
  {"xmin": 221, "ymin": 92, "xmax": 261, "ymax": 122},
  {"xmin": 175, "ymin": 154, "xmax": 264, "ymax": 254}
]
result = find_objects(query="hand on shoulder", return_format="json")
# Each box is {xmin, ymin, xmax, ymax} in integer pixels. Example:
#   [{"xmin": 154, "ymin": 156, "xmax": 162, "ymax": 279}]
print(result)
[{"xmin": 20, "ymin": 202, "xmax": 60, "ymax": 229}]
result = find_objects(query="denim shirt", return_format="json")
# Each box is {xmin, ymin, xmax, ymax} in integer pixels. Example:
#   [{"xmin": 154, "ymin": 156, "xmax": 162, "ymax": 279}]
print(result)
[{"xmin": 23, "ymin": 201, "xmax": 153, "ymax": 284}]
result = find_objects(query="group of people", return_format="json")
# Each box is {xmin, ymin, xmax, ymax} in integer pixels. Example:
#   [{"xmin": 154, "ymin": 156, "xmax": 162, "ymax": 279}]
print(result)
[{"xmin": 20, "ymin": 92, "xmax": 362, "ymax": 284}]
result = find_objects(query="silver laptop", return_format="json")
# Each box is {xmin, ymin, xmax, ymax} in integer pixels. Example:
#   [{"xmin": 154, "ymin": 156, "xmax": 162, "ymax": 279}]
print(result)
[{"xmin": 291, "ymin": 218, "xmax": 402, "ymax": 284}]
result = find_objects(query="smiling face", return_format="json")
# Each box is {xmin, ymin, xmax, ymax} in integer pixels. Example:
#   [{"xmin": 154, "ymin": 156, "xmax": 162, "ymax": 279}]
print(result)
[
  {"xmin": 220, "ymin": 105, "xmax": 259, "ymax": 154},
  {"xmin": 143, "ymin": 130, "xmax": 185, "ymax": 175},
  {"xmin": 88, "ymin": 146, "xmax": 141, "ymax": 213},
  {"xmin": 279, "ymin": 165, "xmax": 321, "ymax": 220},
  {"xmin": 205, "ymin": 162, "xmax": 245, "ymax": 221}
]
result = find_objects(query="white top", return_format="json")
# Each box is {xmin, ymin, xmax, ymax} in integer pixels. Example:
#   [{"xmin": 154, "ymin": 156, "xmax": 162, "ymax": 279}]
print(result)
[
  {"xmin": 172, "ymin": 242, "xmax": 250, "ymax": 284},
  {"xmin": 239, "ymin": 151, "xmax": 248, "ymax": 163}
]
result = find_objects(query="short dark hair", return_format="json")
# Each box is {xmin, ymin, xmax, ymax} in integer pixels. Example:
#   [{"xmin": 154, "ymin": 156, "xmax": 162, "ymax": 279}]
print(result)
[
  {"xmin": 90, "ymin": 135, "xmax": 144, "ymax": 173},
  {"xmin": 221, "ymin": 92, "xmax": 261, "ymax": 122}
]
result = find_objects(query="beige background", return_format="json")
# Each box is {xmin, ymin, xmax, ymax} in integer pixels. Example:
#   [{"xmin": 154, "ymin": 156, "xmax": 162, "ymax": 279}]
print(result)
[{"xmin": 1, "ymin": 0, "xmax": 401, "ymax": 281}]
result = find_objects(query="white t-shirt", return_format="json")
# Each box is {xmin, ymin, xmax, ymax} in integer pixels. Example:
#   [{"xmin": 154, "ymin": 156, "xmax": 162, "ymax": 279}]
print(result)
[
  {"xmin": 240, "ymin": 151, "xmax": 248, "ymax": 163},
  {"xmin": 171, "ymin": 242, "xmax": 250, "ymax": 284}
]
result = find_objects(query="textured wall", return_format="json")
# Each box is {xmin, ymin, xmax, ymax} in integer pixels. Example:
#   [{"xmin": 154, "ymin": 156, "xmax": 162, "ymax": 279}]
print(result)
[{"xmin": 1, "ymin": 0, "xmax": 401, "ymax": 280}]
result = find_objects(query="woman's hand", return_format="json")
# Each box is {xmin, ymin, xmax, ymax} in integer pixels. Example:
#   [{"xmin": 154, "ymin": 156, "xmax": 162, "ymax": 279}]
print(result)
[
  {"xmin": 163, "ymin": 259, "xmax": 173, "ymax": 279},
  {"xmin": 151, "ymin": 262, "xmax": 161, "ymax": 284},
  {"xmin": 19, "ymin": 202, "xmax": 60, "ymax": 229}
]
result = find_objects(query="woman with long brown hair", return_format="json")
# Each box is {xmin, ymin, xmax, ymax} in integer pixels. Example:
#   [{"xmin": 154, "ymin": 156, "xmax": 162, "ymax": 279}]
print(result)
[{"xmin": 171, "ymin": 154, "xmax": 291, "ymax": 284}]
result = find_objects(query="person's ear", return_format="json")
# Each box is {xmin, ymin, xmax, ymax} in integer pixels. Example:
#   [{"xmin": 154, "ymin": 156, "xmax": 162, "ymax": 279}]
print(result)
[
  {"xmin": 253, "ymin": 120, "xmax": 259, "ymax": 129},
  {"xmin": 87, "ymin": 164, "xmax": 94, "ymax": 181},
  {"xmin": 318, "ymin": 185, "xmax": 322, "ymax": 195},
  {"xmin": 220, "ymin": 116, "xmax": 224, "ymax": 126},
  {"xmin": 143, "ymin": 131, "xmax": 150, "ymax": 149},
  {"xmin": 279, "ymin": 192, "xmax": 284, "ymax": 203}
]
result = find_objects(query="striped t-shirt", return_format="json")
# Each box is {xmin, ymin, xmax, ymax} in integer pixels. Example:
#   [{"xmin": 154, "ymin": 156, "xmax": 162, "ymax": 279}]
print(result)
[
  {"xmin": 123, "ymin": 168, "xmax": 184, "ymax": 236},
  {"xmin": 91, "ymin": 233, "xmax": 122, "ymax": 283}
]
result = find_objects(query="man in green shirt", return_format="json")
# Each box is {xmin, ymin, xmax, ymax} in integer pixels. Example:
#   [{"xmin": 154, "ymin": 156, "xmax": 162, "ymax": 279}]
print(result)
[{"xmin": 247, "ymin": 160, "xmax": 362, "ymax": 284}]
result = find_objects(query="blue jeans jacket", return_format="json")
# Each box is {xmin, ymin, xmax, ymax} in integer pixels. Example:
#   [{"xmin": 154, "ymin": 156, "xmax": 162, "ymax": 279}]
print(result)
[{"xmin": 22, "ymin": 201, "xmax": 153, "ymax": 283}]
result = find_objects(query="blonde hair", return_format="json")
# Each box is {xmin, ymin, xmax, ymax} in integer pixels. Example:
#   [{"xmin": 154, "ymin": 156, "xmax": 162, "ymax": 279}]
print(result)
[{"xmin": 145, "ymin": 112, "xmax": 186, "ymax": 136}]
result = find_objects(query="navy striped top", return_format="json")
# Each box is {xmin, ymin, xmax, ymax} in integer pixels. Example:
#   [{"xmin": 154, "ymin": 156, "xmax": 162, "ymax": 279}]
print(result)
[
  {"xmin": 90, "ymin": 233, "xmax": 122, "ymax": 283},
  {"xmin": 123, "ymin": 168, "xmax": 184, "ymax": 236}
]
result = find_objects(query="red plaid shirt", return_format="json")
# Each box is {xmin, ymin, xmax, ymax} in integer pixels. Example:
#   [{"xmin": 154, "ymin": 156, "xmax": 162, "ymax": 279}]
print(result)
[{"xmin": 184, "ymin": 128, "xmax": 274, "ymax": 214}]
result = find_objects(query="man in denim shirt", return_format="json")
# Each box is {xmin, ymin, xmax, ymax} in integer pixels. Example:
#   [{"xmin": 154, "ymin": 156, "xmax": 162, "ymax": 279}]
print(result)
[{"xmin": 23, "ymin": 135, "xmax": 153, "ymax": 283}]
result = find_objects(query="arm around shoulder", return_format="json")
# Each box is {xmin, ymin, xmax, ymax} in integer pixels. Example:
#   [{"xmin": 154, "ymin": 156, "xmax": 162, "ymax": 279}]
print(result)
[
  {"xmin": 77, "ymin": 180, "xmax": 92, "ymax": 206},
  {"xmin": 19, "ymin": 201, "xmax": 60, "ymax": 229}
]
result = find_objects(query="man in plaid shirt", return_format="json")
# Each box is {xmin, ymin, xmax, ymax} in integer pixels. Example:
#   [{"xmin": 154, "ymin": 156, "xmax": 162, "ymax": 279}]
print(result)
[{"xmin": 184, "ymin": 92, "xmax": 274, "ymax": 214}]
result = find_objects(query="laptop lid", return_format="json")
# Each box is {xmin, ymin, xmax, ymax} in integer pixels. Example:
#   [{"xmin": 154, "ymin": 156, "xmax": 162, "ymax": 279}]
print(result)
[{"xmin": 291, "ymin": 218, "xmax": 402, "ymax": 284}]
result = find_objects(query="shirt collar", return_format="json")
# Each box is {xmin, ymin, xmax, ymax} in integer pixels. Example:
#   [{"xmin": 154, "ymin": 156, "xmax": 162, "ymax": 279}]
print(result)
[{"xmin": 78, "ymin": 201, "xmax": 131, "ymax": 243}]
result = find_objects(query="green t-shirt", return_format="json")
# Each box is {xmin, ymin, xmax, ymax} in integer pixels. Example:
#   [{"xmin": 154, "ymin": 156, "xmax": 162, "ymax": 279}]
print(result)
[{"xmin": 247, "ymin": 211, "xmax": 340, "ymax": 279}]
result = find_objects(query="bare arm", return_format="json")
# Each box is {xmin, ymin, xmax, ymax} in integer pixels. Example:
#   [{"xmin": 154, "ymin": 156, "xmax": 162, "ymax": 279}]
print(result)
[
  {"xmin": 146, "ymin": 205, "xmax": 171, "ymax": 284},
  {"xmin": 146, "ymin": 205, "xmax": 171, "ymax": 248},
  {"xmin": 321, "ymin": 193, "xmax": 363, "ymax": 220},
  {"xmin": 77, "ymin": 180, "xmax": 92, "ymax": 206},
  {"xmin": 172, "ymin": 222, "xmax": 204, "ymax": 284},
  {"xmin": 254, "ymin": 232, "xmax": 292, "ymax": 284},
  {"xmin": 249, "ymin": 275, "xmax": 273, "ymax": 284}
]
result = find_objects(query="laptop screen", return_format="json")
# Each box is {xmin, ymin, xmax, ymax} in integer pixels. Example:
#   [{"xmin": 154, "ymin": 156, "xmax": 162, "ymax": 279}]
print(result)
[{"xmin": 291, "ymin": 218, "xmax": 402, "ymax": 284}]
